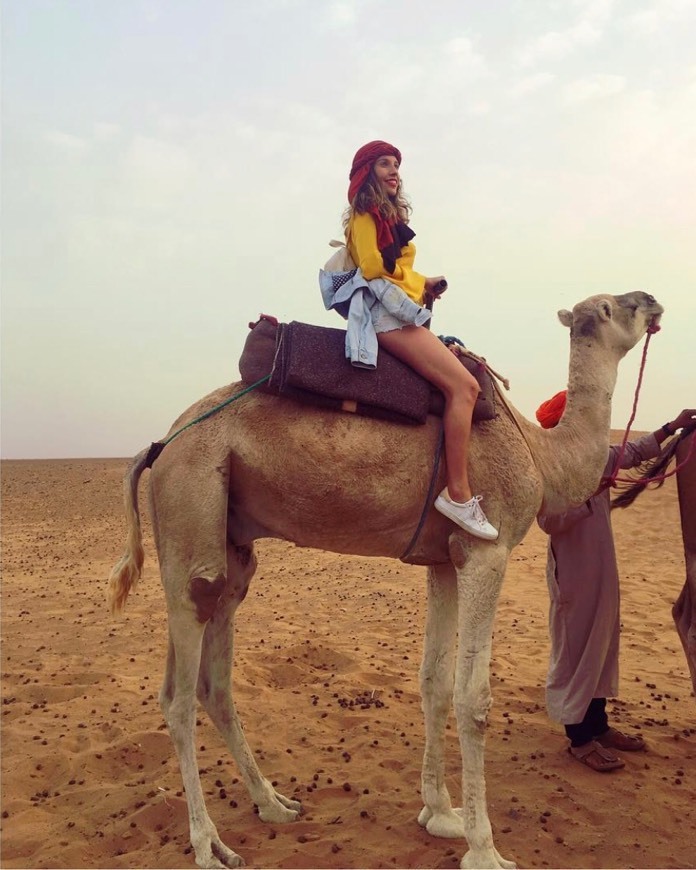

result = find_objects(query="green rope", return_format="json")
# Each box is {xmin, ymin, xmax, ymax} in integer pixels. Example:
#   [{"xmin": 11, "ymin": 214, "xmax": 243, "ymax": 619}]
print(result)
[
  {"xmin": 400, "ymin": 423, "xmax": 445, "ymax": 562},
  {"xmin": 161, "ymin": 374, "xmax": 271, "ymax": 446},
  {"xmin": 144, "ymin": 375, "xmax": 271, "ymax": 469}
]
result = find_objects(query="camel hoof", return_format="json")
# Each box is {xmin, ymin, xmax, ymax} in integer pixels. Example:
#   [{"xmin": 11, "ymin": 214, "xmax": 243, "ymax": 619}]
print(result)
[
  {"xmin": 194, "ymin": 839, "xmax": 244, "ymax": 869},
  {"xmin": 258, "ymin": 796, "xmax": 301, "ymax": 824},
  {"xmin": 275, "ymin": 792, "xmax": 302, "ymax": 813},
  {"xmin": 494, "ymin": 851, "xmax": 516, "ymax": 870},
  {"xmin": 417, "ymin": 805, "xmax": 466, "ymax": 838},
  {"xmin": 417, "ymin": 805, "xmax": 431, "ymax": 827},
  {"xmin": 460, "ymin": 848, "xmax": 516, "ymax": 869}
]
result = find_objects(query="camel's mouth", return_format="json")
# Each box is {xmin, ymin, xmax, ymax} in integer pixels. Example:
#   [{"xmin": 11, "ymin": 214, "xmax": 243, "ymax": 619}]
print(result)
[{"xmin": 648, "ymin": 313, "xmax": 662, "ymax": 334}]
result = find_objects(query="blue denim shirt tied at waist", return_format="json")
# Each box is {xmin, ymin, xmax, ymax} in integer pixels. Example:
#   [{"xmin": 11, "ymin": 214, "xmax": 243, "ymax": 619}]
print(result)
[{"xmin": 318, "ymin": 266, "xmax": 431, "ymax": 369}]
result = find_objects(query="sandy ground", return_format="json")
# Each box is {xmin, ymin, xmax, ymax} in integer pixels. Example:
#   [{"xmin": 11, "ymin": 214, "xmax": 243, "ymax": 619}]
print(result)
[{"xmin": 1, "ymin": 446, "xmax": 694, "ymax": 870}]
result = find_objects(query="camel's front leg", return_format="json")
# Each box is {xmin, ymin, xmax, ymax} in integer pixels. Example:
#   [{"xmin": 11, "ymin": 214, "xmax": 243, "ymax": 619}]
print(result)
[
  {"xmin": 417, "ymin": 561, "xmax": 465, "ymax": 838},
  {"xmin": 452, "ymin": 540, "xmax": 516, "ymax": 870}
]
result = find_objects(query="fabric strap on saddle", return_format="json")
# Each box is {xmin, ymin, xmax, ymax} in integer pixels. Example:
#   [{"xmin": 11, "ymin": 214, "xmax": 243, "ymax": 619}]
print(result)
[{"xmin": 400, "ymin": 424, "xmax": 445, "ymax": 562}]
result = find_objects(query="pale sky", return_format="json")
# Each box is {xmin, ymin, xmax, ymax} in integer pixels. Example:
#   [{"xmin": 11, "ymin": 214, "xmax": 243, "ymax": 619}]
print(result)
[{"xmin": 2, "ymin": 0, "xmax": 695, "ymax": 459}]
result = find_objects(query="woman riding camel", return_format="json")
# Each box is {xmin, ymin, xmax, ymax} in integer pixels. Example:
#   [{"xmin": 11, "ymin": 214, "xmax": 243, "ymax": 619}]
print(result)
[{"xmin": 337, "ymin": 140, "xmax": 497, "ymax": 541}]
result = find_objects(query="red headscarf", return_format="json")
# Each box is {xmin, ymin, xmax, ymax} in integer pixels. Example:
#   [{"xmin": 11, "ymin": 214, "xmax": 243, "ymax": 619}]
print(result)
[
  {"xmin": 348, "ymin": 140, "xmax": 402, "ymax": 203},
  {"xmin": 347, "ymin": 140, "xmax": 412, "ymax": 273},
  {"xmin": 536, "ymin": 390, "xmax": 567, "ymax": 429}
]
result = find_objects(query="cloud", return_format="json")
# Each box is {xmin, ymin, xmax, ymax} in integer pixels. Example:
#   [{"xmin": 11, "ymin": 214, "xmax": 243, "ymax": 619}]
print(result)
[
  {"xmin": 93, "ymin": 122, "xmax": 121, "ymax": 141},
  {"xmin": 517, "ymin": 0, "xmax": 615, "ymax": 68},
  {"xmin": 444, "ymin": 35, "xmax": 488, "ymax": 77},
  {"xmin": 563, "ymin": 73, "xmax": 625, "ymax": 103},
  {"xmin": 341, "ymin": 33, "xmax": 489, "ymax": 122},
  {"xmin": 322, "ymin": 0, "xmax": 359, "ymax": 28},
  {"xmin": 465, "ymin": 99, "xmax": 491, "ymax": 116},
  {"xmin": 44, "ymin": 130, "xmax": 89, "ymax": 152},
  {"xmin": 623, "ymin": 0, "xmax": 696, "ymax": 36},
  {"xmin": 142, "ymin": 1, "xmax": 164, "ymax": 24},
  {"xmin": 124, "ymin": 135, "xmax": 193, "ymax": 182},
  {"xmin": 571, "ymin": 0, "xmax": 615, "ymax": 21},
  {"xmin": 509, "ymin": 72, "xmax": 557, "ymax": 97},
  {"xmin": 600, "ymin": 85, "xmax": 696, "ymax": 222},
  {"xmin": 517, "ymin": 23, "xmax": 600, "ymax": 67}
]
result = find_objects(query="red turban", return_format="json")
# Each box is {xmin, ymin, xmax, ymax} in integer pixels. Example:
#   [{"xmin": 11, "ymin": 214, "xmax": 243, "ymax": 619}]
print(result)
[
  {"xmin": 348, "ymin": 140, "xmax": 402, "ymax": 203},
  {"xmin": 536, "ymin": 390, "xmax": 567, "ymax": 429}
]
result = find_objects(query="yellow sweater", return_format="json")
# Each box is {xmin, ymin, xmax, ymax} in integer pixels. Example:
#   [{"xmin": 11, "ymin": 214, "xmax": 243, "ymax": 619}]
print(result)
[{"xmin": 347, "ymin": 212, "xmax": 426, "ymax": 304}]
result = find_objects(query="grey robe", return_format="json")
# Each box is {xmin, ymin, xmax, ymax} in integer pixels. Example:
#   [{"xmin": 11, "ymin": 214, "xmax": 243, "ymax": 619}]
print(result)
[{"xmin": 537, "ymin": 433, "xmax": 660, "ymax": 724}]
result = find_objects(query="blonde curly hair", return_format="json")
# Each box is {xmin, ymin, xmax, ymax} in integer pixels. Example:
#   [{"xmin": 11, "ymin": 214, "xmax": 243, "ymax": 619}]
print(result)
[{"xmin": 342, "ymin": 168, "xmax": 412, "ymax": 231}]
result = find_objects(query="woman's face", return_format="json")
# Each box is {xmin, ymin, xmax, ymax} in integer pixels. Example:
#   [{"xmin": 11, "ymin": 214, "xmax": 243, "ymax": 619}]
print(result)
[{"xmin": 373, "ymin": 154, "xmax": 400, "ymax": 198}]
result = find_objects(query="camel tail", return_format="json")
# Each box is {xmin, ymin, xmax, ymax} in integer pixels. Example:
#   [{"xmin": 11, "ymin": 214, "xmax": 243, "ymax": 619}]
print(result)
[{"xmin": 108, "ymin": 447, "xmax": 150, "ymax": 615}]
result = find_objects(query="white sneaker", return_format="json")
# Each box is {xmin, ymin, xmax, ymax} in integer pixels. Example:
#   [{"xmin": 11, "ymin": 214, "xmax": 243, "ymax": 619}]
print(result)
[{"xmin": 434, "ymin": 490, "xmax": 499, "ymax": 541}]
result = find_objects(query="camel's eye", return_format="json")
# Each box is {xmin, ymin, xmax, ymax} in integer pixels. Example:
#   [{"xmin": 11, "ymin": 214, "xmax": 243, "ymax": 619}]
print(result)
[{"xmin": 646, "ymin": 294, "xmax": 656, "ymax": 305}]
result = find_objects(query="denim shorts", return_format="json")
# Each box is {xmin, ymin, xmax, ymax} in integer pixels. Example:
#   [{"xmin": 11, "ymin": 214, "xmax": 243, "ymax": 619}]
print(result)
[{"xmin": 371, "ymin": 300, "xmax": 416, "ymax": 334}]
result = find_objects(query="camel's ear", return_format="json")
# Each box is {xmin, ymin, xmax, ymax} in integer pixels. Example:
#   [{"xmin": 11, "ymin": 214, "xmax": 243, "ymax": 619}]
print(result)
[
  {"xmin": 596, "ymin": 299, "xmax": 613, "ymax": 321},
  {"xmin": 557, "ymin": 309, "xmax": 573, "ymax": 328}
]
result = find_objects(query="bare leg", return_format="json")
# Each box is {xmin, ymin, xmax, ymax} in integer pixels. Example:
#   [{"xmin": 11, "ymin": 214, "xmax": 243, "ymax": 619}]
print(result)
[{"xmin": 378, "ymin": 325, "xmax": 479, "ymax": 503}]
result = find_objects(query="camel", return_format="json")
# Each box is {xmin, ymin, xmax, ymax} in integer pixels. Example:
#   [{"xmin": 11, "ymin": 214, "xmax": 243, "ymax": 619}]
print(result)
[
  {"xmin": 612, "ymin": 424, "xmax": 696, "ymax": 694},
  {"xmin": 109, "ymin": 290, "xmax": 663, "ymax": 870},
  {"xmin": 673, "ymin": 430, "xmax": 696, "ymax": 693}
]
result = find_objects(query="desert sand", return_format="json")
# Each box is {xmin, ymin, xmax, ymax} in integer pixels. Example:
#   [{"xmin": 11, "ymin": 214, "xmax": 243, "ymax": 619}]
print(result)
[{"xmin": 1, "ymin": 443, "xmax": 694, "ymax": 870}]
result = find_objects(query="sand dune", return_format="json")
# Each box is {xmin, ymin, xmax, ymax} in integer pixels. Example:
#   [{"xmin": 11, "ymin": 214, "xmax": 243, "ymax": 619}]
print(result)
[{"xmin": 1, "ymin": 451, "xmax": 694, "ymax": 869}]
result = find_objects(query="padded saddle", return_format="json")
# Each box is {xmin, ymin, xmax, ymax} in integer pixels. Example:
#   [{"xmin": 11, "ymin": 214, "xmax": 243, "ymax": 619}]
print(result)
[{"xmin": 238, "ymin": 316, "xmax": 497, "ymax": 426}]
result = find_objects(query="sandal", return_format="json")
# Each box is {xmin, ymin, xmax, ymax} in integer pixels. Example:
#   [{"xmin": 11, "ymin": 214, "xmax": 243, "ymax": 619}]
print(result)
[
  {"xmin": 568, "ymin": 740, "xmax": 625, "ymax": 772},
  {"xmin": 596, "ymin": 726, "xmax": 645, "ymax": 752}
]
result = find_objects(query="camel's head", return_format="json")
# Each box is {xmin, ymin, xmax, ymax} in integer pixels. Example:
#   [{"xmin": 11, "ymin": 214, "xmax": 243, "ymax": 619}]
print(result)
[{"xmin": 558, "ymin": 291, "xmax": 664, "ymax": 356}]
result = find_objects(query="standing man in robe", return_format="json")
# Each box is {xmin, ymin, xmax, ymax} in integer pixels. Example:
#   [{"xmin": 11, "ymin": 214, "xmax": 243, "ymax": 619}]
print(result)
[{"xmin": 536, "ymin": 393, "xmax": 695, "ymax": 771}]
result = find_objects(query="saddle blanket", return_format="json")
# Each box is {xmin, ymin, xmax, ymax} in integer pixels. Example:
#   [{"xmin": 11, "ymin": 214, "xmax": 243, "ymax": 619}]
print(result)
[{"xmin": 238, "ymin": 316, "xmax": 497, "ymax": 426}]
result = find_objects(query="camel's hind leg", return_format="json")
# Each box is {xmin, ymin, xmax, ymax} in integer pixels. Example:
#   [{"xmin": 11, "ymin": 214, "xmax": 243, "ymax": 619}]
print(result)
[
  {"xmin": 417, "ymin": 561, "xmax": 464, "ymax": 838},
  {"xmin": 160, "ymin": 605, "xmax": 242, "ymax": 869},
  {"xmin": 451, "ymin": 541, "xmax": 516, "ymax": 870},
  {"xmin": 196, "ymin": 541, "xmax": 301, "ymax": 824},
  {"xmin": 155, "ymin": 462, "xmax": 244, "ymax": 869}
]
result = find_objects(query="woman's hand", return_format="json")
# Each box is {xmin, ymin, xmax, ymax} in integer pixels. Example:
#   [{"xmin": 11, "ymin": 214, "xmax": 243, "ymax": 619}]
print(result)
[{"xmin": 424, "ymin": 276, "xmax": 448, "ymax": 299}]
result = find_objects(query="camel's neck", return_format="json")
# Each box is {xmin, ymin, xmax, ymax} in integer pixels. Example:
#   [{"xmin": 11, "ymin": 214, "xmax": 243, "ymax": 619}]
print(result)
[{"xmin": 531, "ymin": 334, "xmax": 621, "ymax": 513}]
